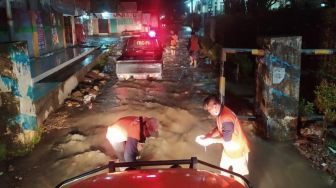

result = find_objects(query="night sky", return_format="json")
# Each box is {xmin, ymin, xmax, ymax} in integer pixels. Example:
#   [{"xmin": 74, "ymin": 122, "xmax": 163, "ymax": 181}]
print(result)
[{"xmin": 120, "ymin": 0, "xmax": 186, "ymax": 14}]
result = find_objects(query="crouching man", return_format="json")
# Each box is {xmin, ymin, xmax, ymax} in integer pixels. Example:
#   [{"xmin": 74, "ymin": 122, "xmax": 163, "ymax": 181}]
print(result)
[{"xmin": 106, "ymin": 116, "xmax": 159, "ymax": 162}]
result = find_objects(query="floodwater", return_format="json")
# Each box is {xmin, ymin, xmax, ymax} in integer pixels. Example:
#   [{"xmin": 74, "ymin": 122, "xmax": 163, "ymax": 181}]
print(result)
[{"xmin": 1, "ymin": 27, "xmax": 335, "ymax": 188}]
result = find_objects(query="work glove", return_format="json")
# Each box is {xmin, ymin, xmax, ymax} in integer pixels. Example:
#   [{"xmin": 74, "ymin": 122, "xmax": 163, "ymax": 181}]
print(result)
[{"xmin": 195, "ymin": 135, "xmax": 213, "ymax": 147}]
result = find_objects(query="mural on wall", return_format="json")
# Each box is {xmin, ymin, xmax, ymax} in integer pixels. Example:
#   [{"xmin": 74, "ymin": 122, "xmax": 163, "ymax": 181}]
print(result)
[
  {"xmin": 0, "ymin": 41, "xmax": 37, "ymax": 154},
  {"xmin": 50, "ymin": 13, "xmax": 59, "ymax": 46},
  {"xmin": 33, "ymin": 0, "xmax": 64, "ymax": 55},
  {"xmin": 35, "ymin": 11, "xmax": 46, "ymax": 53}
]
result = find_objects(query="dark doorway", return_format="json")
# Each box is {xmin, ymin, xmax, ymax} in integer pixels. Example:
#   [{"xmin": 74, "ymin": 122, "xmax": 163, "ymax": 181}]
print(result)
[
  {"xmin": 64, "ymin": 16, "xmax": 73, "ymax": 45},
  {"xmin": 98, "ymin": 19, "xmax": 109, "ymax": 34}
]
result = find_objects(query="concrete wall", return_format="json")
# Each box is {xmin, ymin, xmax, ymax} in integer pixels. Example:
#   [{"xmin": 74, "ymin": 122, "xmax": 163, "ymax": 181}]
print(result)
[
  {"xmin": 0, "ymin": 42, "xmax": 103, "ymax": 157},
  {"xmin": 90, "ymin": 18, "xmax": 140, "ymax": 35},
  {"xmin": 0, "ymin": 5, "xmax": 35, "ymax": 57},
  {"xmin": 34, "ymin": 52, "xmax": 100, "ymax": 126},
  {"xmin": 88, "ymin": 12, "xmax": 143, "ymax": 35},
  {"xmin": 255, "ymin": 36, "xmax": 302, "ymax": 141},
  {"xmin": 91, "ymin": 18, "xmax": 100, "ymax": 35},
  {"xmin": 0, "ymin": 41, "xmax": 38, "ymax": 155}
]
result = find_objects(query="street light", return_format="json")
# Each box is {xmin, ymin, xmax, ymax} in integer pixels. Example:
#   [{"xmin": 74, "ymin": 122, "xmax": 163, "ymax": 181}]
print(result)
[
  {"xmin": 102, "ymin": 11, "xmax": 110, "ymax": 19},
  {"xmin": 6, "ymin": 0, "xmax": 14, "ymax": 41}
]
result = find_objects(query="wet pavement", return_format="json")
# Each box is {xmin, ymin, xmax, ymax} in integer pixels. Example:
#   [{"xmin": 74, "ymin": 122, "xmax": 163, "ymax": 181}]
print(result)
[
  {"xmin": 83, "ymin": 36, "xmax": 120, "ymax": 48},
  {"xmin": 1, "ymin": 28, "xmax": 335, "ymax": 188}
]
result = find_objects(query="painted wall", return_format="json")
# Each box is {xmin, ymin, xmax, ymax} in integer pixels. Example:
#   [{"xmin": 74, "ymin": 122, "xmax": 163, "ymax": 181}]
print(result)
[
  {"xmin": 30, "ymin": 1, "xmax": 65, "ymax": 57},
  {"xmin": 0, "ymin": 7, "xmax": 8, "ymax": 41},
  {"xmin": 91, "ymin": 18, "xmax": 99, "ymax": 35},
  {"xmin": 0, "ymin": 0, "xmax": 65, "ymax": 57},
  {"xmin": 88, "ymin": 12, "xmax": 143, "ymax": 35},
  {"xmin": 255, "ymin": 36, "xmax": 302, "ymax": 141},
  {"xmin": 0, "ymin": 41, "xmax": 38, "ymax": 156},
  {"xmin": 0, "ymin": 6, "xmax": 35, "ymax": 57}
]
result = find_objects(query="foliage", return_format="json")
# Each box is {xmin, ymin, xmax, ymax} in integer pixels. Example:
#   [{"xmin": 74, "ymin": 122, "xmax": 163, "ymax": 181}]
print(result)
[
  {"xmin": 222, "ymin": 0, "xmax": 336, "ymax": 16},
  {"xmin": 0, "ymin": 143, "xmax": 6, "ymax": 161},
  {"xmin": 225, "ymin": 0, "xmax": 247, "ymax": 15},
  {"xmin": 95, "ymin": 52, "xmax": 109, "ymax": 70},
  {"xmin": 3, "ymin": 126, "xmax": 43, "ymax": 159},
  {"xmin": 185, "ymin": 13, "xmax": 202, "ymax": 31},
  {"xmin": 246, "ymin": 0, "xmax": 279, "ymax": 13},
  {"xmin": 315, "ymin": 80, "xmax": 336, "ymax": 123},
  {"xmin": 226, "ymin": 53, "xmax": 254, "ymax": 81},
  {"xmin": 199, "ymin": 36, "xmax": 222, "ymax": 62},
  {"xmin": 326, "ymin": 134, "xmax": 336, "ymax": 150},
  {"xmin": 215, "ymin": 9, "xmax": 336, "ymax": 49},
  {"xmin": 299, "ymin": 99, "xmax": 315, "ymax": 116}
]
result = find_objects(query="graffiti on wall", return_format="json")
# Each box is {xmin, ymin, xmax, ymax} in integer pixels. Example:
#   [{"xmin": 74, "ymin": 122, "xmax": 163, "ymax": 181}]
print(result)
[
  {"xmin": 0, "ymin": 42, "xmax": 36, "ymax": 131},
  {"xmin": 35, "ymin": 11, "xmax": 46, "ymax": 53},
  {"xmin": 272, "ymin": 67, "xmax": 285, "ymax": 84},
  {"xmin": 51, "ymin": 13, "xmax": 59, "ymax": 46},
  {"xmin": 255, "ymin": 37, "xmax": 301, "ymax": 140}
]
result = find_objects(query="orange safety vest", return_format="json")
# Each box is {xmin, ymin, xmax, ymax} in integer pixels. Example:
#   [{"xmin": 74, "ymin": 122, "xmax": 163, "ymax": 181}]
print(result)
[
  {"xmin": 190, "ymin": 36, "xmax": 200, "ymax": 52},
  {"xmin": 216, "ymin": 107, "xmax": 250, "ymax": 159},
  {"xmin": 108, "ymin": 116, "xmax": 141, "ymax": 142},
  {"xmin": 170, "ymin": 35, "xmax": 178, "ymax": 46}
]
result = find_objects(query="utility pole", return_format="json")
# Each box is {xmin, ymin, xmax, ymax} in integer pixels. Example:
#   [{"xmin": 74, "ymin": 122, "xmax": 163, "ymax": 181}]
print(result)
[
  {"xmin": 220, "ymin": 49, "xmax": 226, "ymax": 105},
  {"xmin": 6, "ymin": 0, "xmax": 14, "ymax": 41},
  {"xmin": 191, "ymin": 0, "xmax": 194, "ymax": 28}
]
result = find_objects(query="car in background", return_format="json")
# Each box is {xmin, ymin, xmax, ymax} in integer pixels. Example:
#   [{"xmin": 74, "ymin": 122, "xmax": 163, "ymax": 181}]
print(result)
[{"xmin": 116, "ymin": 30, "xmax": 163, "ymax": 80}]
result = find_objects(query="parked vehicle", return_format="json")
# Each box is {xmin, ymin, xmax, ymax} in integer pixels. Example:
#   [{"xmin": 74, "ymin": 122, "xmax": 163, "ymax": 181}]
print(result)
[
  {"xmin": 121, "ymin": 30, "xmax": 144, "ymax": 38},
  {"xmin": 56, "ymin": 157, "xmax": 252, "ymax": 188},
  {"xmin": 116, "ymin": 31, "xmax": 163, "ymax": 80}
]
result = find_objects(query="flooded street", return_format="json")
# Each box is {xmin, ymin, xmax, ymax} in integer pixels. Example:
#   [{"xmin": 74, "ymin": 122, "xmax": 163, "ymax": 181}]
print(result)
[{"xmin": 2, "ymin": 30, "xmax": 335, "ymax": 188}]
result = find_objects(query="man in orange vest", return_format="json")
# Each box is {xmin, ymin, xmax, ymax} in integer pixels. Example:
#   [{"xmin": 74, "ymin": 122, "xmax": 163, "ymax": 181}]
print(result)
[
  {"xmin": 195, "ymin": 95, "xmax": 250, "ymax": 185},
  {"xmin": 170, "ymin": 30, "xmax": 178, "ymax": 55},
  {"xmin": 106, "ymin": 116, "xmax": 159, "ymax": 162},
  {"xmin": 187, "ymin": 31, "xmax": 200, "ymax": 68}
]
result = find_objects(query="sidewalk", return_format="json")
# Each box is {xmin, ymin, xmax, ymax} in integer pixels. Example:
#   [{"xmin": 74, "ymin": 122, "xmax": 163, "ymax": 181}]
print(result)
[
  {"xmin": 30, "ymin": 36, "xmax": 119, "ymax": 101},
  {"xmin": 30, "ymin": 46, "xmax": 97, "ymax": 83}
]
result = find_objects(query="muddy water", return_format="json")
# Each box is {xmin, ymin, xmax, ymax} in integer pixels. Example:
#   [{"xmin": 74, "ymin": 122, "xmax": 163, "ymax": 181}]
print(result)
[{"xmin": 2, "ymin": 29, "xmax": 335, "ymax": 188}]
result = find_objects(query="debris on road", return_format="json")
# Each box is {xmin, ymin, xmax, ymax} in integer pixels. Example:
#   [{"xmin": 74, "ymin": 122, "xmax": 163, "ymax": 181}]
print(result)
[
  {"xmin": 8, "ymin": 165, "xmax": 14, "ymax": 172},
  {"xmin": 65, "ymin": 68, "xmax": 112, "ymax": 109},
  {"xmin": 294, "ymin": 126, "xmax": 336, "ymax": 178},
  {"xmin": 43, "ymin": 111, "xmax": 70, "ymax": 132}
]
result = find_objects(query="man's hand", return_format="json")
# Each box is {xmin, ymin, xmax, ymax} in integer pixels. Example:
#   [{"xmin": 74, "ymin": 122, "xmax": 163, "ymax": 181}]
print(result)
[
  {"xmin": 195, "ymin": 135, "xmax": 214, "ymax": 147},
  {"xmin": 137, "ymin": 143, "xmax": 145, "ymax": 151}
]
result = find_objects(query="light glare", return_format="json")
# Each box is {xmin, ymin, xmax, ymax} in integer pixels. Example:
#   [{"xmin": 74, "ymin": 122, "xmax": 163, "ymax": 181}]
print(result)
[{"xmin": 148, "ymin": 30, "xmax": 156, "ymax": 38}]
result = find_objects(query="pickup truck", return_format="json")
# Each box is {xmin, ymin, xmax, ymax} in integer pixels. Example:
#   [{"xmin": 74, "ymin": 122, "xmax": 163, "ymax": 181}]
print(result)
[{"xmin": 116, "ymin": 32, "xmax": 163, "ymax": 80}]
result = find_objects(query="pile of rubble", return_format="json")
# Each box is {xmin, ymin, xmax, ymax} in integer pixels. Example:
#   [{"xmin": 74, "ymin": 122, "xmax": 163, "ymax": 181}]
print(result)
[
  {"xmin": 65, "ymin": 69, "xmax": 111, "ymax": 108},
  {"xmin": 294, "ymin": 124, "xmax": 336, "ymax": 178},
  {"xmin": 43, "ymin": 111, "xmax": 70, "ymax": 132}
]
